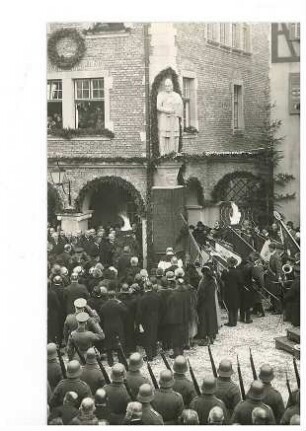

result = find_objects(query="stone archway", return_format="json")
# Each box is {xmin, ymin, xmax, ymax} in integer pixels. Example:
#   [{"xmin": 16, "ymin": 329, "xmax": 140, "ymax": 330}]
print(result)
[
  {"xmin": 75, "ymin": 176, "xmax": 145, "ymax": 229},
  {"xmin": 48, "ymin": 182, "xmax": 63, "ymax": 227}
]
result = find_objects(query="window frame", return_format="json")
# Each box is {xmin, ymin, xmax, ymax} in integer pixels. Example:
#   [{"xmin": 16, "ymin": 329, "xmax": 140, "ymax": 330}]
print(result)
[
  {"xmin": 180, "ymin": 72, "xmax": 198, "ymax": 131},
  {"xmin": 47, "ymin": 80, "xmax": 63, "ymax": 102},
  {"xmin": 74, "ymin": 78, "xmax": 105, "ymax": 129},
  {"xmin": 232, "ymin": 82, "xmax": 244, "ymax": 133}
]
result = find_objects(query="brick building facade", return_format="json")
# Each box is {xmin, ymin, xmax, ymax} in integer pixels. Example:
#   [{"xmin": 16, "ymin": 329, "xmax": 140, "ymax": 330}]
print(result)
[{"xmin": 47, "ymin": 22, "xmax": 271, "ymax": 264}]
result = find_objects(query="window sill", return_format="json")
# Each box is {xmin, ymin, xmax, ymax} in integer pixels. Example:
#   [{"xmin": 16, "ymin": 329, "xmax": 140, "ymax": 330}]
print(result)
[
  {"xmin": 232, "ymin": 129, "xmax": 244, "ymax": 136},
  {"xmin": 48, "ymin": 135, "xmax": 112, "ymax": 141}
]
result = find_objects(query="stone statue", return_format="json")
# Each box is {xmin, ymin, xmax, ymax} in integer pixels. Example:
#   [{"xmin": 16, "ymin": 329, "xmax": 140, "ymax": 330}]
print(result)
[{"xmin": 157, "ymin": 78, "xmax": 183, "ymax": 155}]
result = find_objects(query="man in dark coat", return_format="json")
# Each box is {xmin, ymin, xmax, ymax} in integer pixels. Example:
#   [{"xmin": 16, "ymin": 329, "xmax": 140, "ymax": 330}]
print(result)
[
  {"xmin": 231, "ymin": 380, "xmax": 276, "ymax": 425},
  {"xmin": 167, "ymin": 278, "xmax": 192, "ymax": 357},
  {"xmin": 239, "ymin": 256, "xmax": 256, "ymax": 323},
  {"xmin": 118, "ymin": 284, "xmax": 137, "ymax": 354},
  {"xmin": 221, "ymin": 257, "xmax": 242, "ymax": 327},
  {"xmin": 259, "ymin": 364, "xmax": 285, "ymax": 424},
  {"xmin": 151, "ymin": 370, "xmax": 185, "ymax": 425},
  {"xmin": 157, "ymin": 280, "xmax": 172, "ymax": 351},
  {"xmin": 136, "ymin": 281, "xmax": 162, "ymax": 361},
  {"xmin": 49, "ymin": 360, "xmax": 92, "ymax": 408},
  {"xmin": 215, "ymin": 359, "xmax": 241, "ymax": 417},
  {"xmin": 266, "ymin": 242, "xmax": 283, "ymax": 314},
  {"xmin": 48, "ymin": 283, "xmax": 61, "ymax": 343},
  {"xmin": 50, "ymin": 275, "xmax": 66, "ymax": 345},
  {"xmin": 99, "ymin": 291, "xmax": 128, "ymax": 366},
  {"xmin": 197, "ymin": 265, "xmax": 218, "ymax": 344},
  {"xmin": 103, "ymin": 363, "xmax": 131, "ymax": 425},
  {"xmin": 172, "ymin": 356, "xmax": 197, "ymax": 407},
  {"xmin": 64, "ymin": 272, "xmax": 90, "ymax": 315},
  {"xmin": 47, "ymin": 343, "xmax": 63, "ymax": 392},
  {"xmin": 190, "ymin": 375, "xmax": 228, "ymax": 424},
  {"xmin": 284, "ymin": 264, "xmax": 300, "ymax": 326},
  {"xmin": 117, "ymin": 246, "xmax": 132, "ymax": 280}
]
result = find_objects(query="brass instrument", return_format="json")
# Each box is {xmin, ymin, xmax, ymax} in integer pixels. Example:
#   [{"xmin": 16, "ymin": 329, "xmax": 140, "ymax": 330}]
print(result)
[{"xmin": 282, "ymin": 263, "xmax": 293, "ymax": 276}]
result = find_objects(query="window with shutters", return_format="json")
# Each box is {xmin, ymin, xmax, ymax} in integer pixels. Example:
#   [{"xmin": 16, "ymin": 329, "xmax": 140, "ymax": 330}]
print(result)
[{"xmin": 47, "ymin": 80, "xmax": 63, "ymax": 130}]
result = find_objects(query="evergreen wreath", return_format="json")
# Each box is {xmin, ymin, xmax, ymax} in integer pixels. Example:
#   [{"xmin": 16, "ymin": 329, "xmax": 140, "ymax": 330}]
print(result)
[
  {"xmin": 48, "ymin": 127, "xmax": 114, "ymax": 140},
  {"xmin": 185, "ymin": 176, "xmax": 205, "ymax": 206},
  {"xmin": 48, "ymin": 28, "xmax": 86, "ymax": 70},
  {"xmin": 151, "ymin": 67, "xmax": 183, "ymax": 158}
]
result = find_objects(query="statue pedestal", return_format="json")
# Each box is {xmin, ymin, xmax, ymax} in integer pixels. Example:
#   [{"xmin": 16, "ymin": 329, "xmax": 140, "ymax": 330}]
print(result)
[
  {"xmin": 152, "ymin": 160, "xmax": 185, "ymax": 261},
  {"xmin": 56, "ymin": 210, "xmax": 93, "ymax": 233}
]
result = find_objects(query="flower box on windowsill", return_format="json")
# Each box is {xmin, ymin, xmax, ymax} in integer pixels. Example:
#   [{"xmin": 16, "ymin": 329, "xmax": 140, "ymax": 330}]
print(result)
[
  {"xmin": 47, "ymin": 127, "xmax": 115, "ymax": 140},
  {"xmin": 183, "ymin": 126, "xmax": 199, "ymax": 134}
]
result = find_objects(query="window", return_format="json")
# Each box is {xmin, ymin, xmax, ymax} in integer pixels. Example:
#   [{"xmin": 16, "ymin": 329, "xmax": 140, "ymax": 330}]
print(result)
[
  {"xmin": 47, "ymin": 80, "xmax": 62, "ymax": 129},
  {"xmin": 183, "ymin": 77, "xmax": 196, "ymax": 129},
  {"xmin": 74, "ymin": 78, "xmax": 105, "ymax": 129},
  {"xmin": 289, "ymin": 23, "xmax": 300, "ymax": 41},
  {"xmin": 207, "ymin": 23, "xmax": 218, "ymax": 42},
  {"xmin": 242, "ymin": 24, "xmax": 250, "ymax": 52},
  {"xmin": 233, "ymin": 84, "xmax": 244, "ymax": 131},
  {"xmin": 232, "ymin": 23, "xmax": 240, "ymax": 49},
  {"xmin": 220, "ymin": 23, "xmax": 230, "ymax": 46}
]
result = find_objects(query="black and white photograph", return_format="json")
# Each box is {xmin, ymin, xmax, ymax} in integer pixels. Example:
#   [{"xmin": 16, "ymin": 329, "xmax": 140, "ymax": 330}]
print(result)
[
  {"xmin": 45, "ymin": 20, "xmax": 301, "ymax": 426},
  {"xmin": 0, "ymin": 0, "xmax": 304, "ymax": 428}
]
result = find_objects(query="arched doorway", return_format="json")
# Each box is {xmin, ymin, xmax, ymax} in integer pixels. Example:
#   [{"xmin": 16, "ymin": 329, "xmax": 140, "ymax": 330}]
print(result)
[
  {"xmin": 48, "ymin": 183, "xmax": 63, "ymax": 227},
  {"xmin": 76, "ymin": 176, "xmax": 145, "ymax": 230},
  {"xmin": 211, "ymin": 171, "xmax": 267, "ymax": 226}
]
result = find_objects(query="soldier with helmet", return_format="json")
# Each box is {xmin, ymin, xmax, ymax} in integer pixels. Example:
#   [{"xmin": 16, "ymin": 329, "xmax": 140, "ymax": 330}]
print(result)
[
  {"xmin": 47, "ymin": 343, "xmax": 63, "ymax": 392},
  {"xmin": 126, "ymin": 353, "xmax": 150, "ymax": 399},
  {"xmin": 259, "ymin": 364, "xmax": 285, "ymax": 424},
  {"xmin": 94, "ymin": 388, "xmax": 111, "ymax": 423},
  {"xmin": 103, "ymin": 363, "xmax": 132, "ymax": 425},
  {"xmin": 49, "ymin": 360, "xmax": 92, "ymax": 408},
  {"xmin": 231, "ymin": 380, "xmax": 276, "ymax": 425},
  {"xmin": 151, "ymin": 370, "xmax": 185, "ymax": 424},
  {"xmin": 137, "ymin": 384, "xmax": 164, "ymax": 425},
  {"xmin": 215, "ymin": 359, "xmax": 241, "ymax": 416},
  {"xmin": 172, "ymin": 355, "xmax": 197, "ymax": 407},
  {"xmin": 190, "ymin": 375, "xmax": 228, "ymax": 424},
  {"xmin": 80, "ymin": 347, "xmax": 105, "ymax": 394},
  {"xmin": 67, "ymin": 312, "xmax": 105, "ymax": 361}
]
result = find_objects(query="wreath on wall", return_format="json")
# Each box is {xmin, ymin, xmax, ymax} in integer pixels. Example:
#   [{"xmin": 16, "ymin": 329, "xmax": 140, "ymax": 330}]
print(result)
[
  {"xmin": 151, "ymin": 67, "xmax": 183, "ymax": 158},
  {"xmin": 185, "ymin": 176, "xmax": 205, "ymax": 206},
  {"xmin": 75, "ymin": 176, "xmax": 145, "ymax": 216},
  {"xmin": 48, "ymin": 28, "xmax": 86, "ymax": 70}
]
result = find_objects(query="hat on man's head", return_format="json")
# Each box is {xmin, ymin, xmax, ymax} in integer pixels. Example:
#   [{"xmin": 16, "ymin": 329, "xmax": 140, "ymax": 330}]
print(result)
[
  {"xmin": 201, "ymin": 376, "xmax": 217, "ymax": 394},
  {"xmin": 111, "ymin": 363, "xmax": 126, "ymax": 383},
  {"xmin": 166, "ymin": 271, "xmax": 175, "ymax": 281},
  {"xmin": 217, "ymin": 359, "xmax": 234, "ymax": 378},
  {"xmin": 128, "ymin": 352, "xmax": 143, "ymax": 371},
  {"xmin": 47, "ymin": 343, "xmax": 57, "ymax": 360},
  {"xmin": 74, "ymin": 298, "xmax": 87, "ymax": 309},
  {"xmin": 159, "ymin": 370, "xmax": 174, "ymax": 388},
  {"xmin": 137, "ymin": 383, "xmax": 154, "ymax": 403},
  {"xmin": 259, "ymin": 364, "xmax": 274, "ymax": 383},
  {"xmin": 248, "ymin": 380, "xmax": 265, "ymax": 401},
  {"xmin": 75, "ymin": 246, "xmax": 84, "ymax": 253},
  {"xmin": 67, "ymin": 360, "xmax": 82, "ymax": 378},
  {"xmin": 173, "ymin": 356, "xmax": 188, "ymax": 374},
  {"xmin": 166, "ymin": 247, "xmax": 174, "ymax": 256},
  {"xmin": 76, "ymin": 312, "xmax": 89, "ymax": 324},
  {"xmin": 86, "ymin": 348, "xmax": 97, "ymax": 365}
]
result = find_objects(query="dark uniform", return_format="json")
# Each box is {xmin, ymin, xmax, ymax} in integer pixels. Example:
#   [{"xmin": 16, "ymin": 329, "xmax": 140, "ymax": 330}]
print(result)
[
  {"xmin": 173, "ymin": 373, "xmax": 197, "ymax": 407},
  {"xmin": 104, "ymin": 383, "xmax": 131, "ymax": 424},
  {"xmin": 231, "ymin": 398, "xmax": 276, "ymax": 425},
  {"xmin": 152, "ymin": 388, "xmax": 184, "ymax": 424},
  {"xmin": 215, "ymin": 377, "xmax": 241, "ymax": 417},
  {"xmin": 48, "ymin": 360, "xmax": 63, "ymax": 392},
  {"xmin": 190, "ymin": 393, "xmax": 228, "ymax": 425},
  {"xmin": 221, "ymin": 265, "xmax": 243, "ymax": 326},
  {"xmin": 63, "ymin": 281, "xmax": 90, "ymax": 315},
  {"xmin": 126, "ymin": 370, "xmax": 150, "ymax": 400},
  {"xmin": 80, "ymin": 349, "xmax": 105, "ymax": 394},
  {"xmin": 262, "ymin": 382, "xmax": 285, "ymax": 424},
  {"xmin": 137, "ymin": 383, "xmax": 164, "ymax": 425}
]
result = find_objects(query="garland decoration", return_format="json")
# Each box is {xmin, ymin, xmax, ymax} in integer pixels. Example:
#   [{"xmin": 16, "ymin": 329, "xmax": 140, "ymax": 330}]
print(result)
[
  {"xmin": 151, "ymin": 67, "xmax": 183, "ymax": 158},
  {"xmin": 48, "ymin": 127, "xmax": 114, "ymax": 140},
  {"xmin": 48, "ymin": 28, "xmax": 86, "ymax": 70},
  {"xmin": 185, "ymin": 176, "xmax": 205, "ymax": 206},
  {"xmin": 83, "ymin": 23, "xmax": 128, "ymax": 35},
  {"xmin": 75, "ymin": 176, "xmax": 145, "ymax": 216},
  {"xmin": 184, "ymin": 126, "xmax": 199, "ymax": 134}
]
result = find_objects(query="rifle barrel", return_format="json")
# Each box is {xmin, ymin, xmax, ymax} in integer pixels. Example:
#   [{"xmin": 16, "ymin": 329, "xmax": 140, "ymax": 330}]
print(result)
[
  {"xmin": 237, "ymin": 355, "xmax": 246, "ymax": 400},
  {"xmin": 94, "ymin": 348, "xmax": 111, "ymax": 384},
  {"xmin": 56, "ymin": 346, "xmax": 67, "ymax": 379},
  {"xmin": 208, "ymin": 344, "xmax": 217, "ymax": 378},
  {"xmin": 286, "ymin": 371, "xmax": 293, "ymax": 404},
  {"xmin": 293, "ymin": 357, "xmax": 300, "ymax": 388},
  {"xmin": 160, "ymin": 351, "xmax": 172, "ymax": 370},
  {"xmin": 249, "ymin": 348, "xmax": 257, "ymax": 380},
  {"xmin": 146, "ymin": 359, "xmax": 159, "ymax": 390},
  {"xmin": 71, "ymin": 337, "xmax": 85, "ymax": 365},
  {"xmin": 187, "ymin": 359, "xmax": 201, "ymax": 396}
]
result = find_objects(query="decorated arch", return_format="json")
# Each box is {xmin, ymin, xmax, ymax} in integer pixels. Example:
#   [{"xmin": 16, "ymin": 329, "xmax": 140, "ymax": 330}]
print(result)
[{"xmin": 185, "ymin": 176, "xmax": 205, "ymax": 206}]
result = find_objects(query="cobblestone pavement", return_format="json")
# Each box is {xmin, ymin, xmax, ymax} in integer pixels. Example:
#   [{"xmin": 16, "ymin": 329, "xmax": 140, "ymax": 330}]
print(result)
[{"xmin": 62, "ymin": 310, "xmax": 300, "ymax": 405}]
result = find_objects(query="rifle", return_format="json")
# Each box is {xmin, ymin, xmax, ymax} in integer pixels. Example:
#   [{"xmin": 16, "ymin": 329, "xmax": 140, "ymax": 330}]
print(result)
[
  {"xmin": 249, "ymin": 348, "xmax": 257, "ymax": 380},
  {"xmin": 285, "ymin": 370, "xmax": 293, "ymax": 404},
  {"xmin": 237, "ymin": 355, "xmax": 246, "ymax": 400},
  {"xmin": 293, "ymin": 357, "xmax": 300, "ymax": 389},
  {"xmin": 93, "ymin": 347, "xmax": 111, "ymax": 384},
  {"xmin": 144, "ymin": 357, "xmax": 159, "ymax": 390},
  {"xmin": 56, "ymin": 345, "xmax": 67, "ymax": 379},
  {"xmin": 70, "ymin": 336, "xmax": 86, "ymax": 365},
  {"xmin": 160, "ymin": 351, "xmax": 172, "ymax": 371},
  {"xmin": 207, "ymin": 344, "xmax": 217, "ymax": 378},
  {"xmin": 187, "ymin": 358, "xmax": 201, "ymax": 396},
  {"xmin": 116, "ymin": 337, "xmax": 129, "ymax": 370}
]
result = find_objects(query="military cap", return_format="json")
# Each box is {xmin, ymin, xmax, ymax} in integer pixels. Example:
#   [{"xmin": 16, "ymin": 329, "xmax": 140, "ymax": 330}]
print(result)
[
  {"xmin": 173, "ymin": 355, "xmax": 188, "ymax": 375},
  {"xmin": 159, "ymin": 370, "xmax": 174, "ymax": 388},
  {"xmin": 86, "ymin": 348, "xmax": 97, "ymax": 365},
  {"xmin": 181, "ymin": 409, "xmax": 199, "ymax": 425},
  {"xmin": 95, "ymin": 388, "xmax": 107, "ymax": 405},
  {"xmin": 248, "ymin": 380, "xmax": 265, "ymax": 400},
  {"xmin": 166, "ymin": 271, "xmax": 175, "ymax": 281},
  {"xmin": 76, "ymin": 312, "xmax": 89, "ymax": 323},
  {"xmin": 128, "ymin": 352, "xmax": 143, "ymax": 371},
  {"xmin": 74, "ymin": 298, "xmax": 87, "ymax": 308},
  {"xmin": 137, "ymin": 383, "xmax": 154, "ymax": 403},
  {"xmin": 53, "ymin": 275, "xmax": 62, "ymax": 284},
  {"xmin": 175, "ymin": 267, "xmax": 185, "ymax": 278},
  {"xmin": 259, "ymin": 364, "xmax": 274, "ymax": 382},
  {"xmin": 166, "ymin": 247, "xmax": 174, "ymax": 256},
  {"xmin": 47, "ymin": 343, "xmax": 57, "ymax": 360},
  {"xmin": 201, "ymin": 376, "xmax": 217, "ymax": 394},
  {"xmin": 67, "ymin": 360, "xmax": 82, "ymax": 378},
  {"xmin": 111, "ymin": 363, "xmax": 126, "ymax": 383},
  {"xmin": 208, "ymin": 406, "xmax": 224, "ymax": 424},
  {"xmin": 217, "ymin": 359, "xmax": 234, "ymax": 377}
]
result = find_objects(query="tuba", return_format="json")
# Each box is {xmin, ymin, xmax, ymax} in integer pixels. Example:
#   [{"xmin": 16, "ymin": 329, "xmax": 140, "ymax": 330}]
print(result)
[{"xmin": 282, "ymin": 263, "xmax": 293, "ymax": 277}]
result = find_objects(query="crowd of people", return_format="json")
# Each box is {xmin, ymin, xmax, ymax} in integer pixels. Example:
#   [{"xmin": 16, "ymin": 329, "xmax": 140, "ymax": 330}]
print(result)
[{"xmin": 47, "ymin": 221, "xmax": 300, "ymax": 425}]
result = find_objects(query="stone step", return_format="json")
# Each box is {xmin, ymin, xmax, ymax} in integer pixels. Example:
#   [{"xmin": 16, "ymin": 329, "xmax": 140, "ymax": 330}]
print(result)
[
  {"xmin": 287, "ymin": 327, "xmax": 300, "ymax": 343},
  {"xmin": 275, "ymin": 336, "xmax": 300, "ymax": 359}
]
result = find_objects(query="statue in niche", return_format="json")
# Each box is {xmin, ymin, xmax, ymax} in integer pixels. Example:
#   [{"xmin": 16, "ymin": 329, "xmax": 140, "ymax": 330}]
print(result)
[{"xmin": 157, "ymin": 78, "xmax": 183, "ymax": 155}]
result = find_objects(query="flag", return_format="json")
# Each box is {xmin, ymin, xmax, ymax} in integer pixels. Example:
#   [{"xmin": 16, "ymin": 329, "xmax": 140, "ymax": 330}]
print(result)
[{"xmin": 223, "ymin": 227, "xmax": 255, "ymax": 259}]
